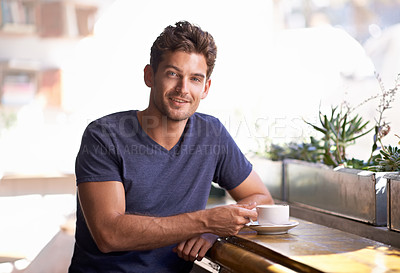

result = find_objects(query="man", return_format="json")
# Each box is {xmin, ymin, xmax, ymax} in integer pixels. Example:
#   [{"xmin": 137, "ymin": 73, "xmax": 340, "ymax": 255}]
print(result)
[{"xmin": 69, "ymin": 21, "xmax": 273, "ymax": 273}]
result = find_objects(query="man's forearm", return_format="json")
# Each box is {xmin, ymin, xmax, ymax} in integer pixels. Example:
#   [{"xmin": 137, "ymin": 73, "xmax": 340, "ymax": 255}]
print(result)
[
  {"xmin": 91, "ymin": 204, "xmax": 256, "ymax": 253},
  {"xmin": 95, "ymin": 211, "xmax": 208, "ymax": 252}
]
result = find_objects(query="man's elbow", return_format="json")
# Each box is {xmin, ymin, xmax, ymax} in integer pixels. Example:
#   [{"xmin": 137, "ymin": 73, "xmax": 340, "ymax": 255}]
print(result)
[
  {"xmin": 92, "ymin": 229, "xmax": 149, "ymax": 253},
  {"xmin": 262, "ymin": 192, "xmax": 275, "ymax": 205},
  {"xmin": 92, "ymin": 231, "xmax": 120, "ymax": 253}
]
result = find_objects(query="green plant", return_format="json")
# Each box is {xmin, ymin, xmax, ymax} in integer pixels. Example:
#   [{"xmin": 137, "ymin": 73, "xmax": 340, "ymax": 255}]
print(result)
[
  {"xmin": 302, "ymin": 73, "xmax": 399, "ymax": 169},
  {"xmin": 255, "ymin": 137, "xmax": 321, "ymax": 162},
  {"xmin": 285, "ymin": 137, "xmax": 321, "ymax": 162},
  {"xmin": 376, "ymin": 145, "xmax": 400, "ymax": 171},
  {"xmin": 367, "ymin": 134, "xmax": 400, "ymax": 172},
  {"xmin": 255, "ymin": 139, "xmax": 292, "ymax": 161},
  {"xmin": 256, "ymin": 72, "xmax": 399, "ymax": 172},
  {"xmin": 304, "ymin": 105, "xmax": 372, "ymax": 167},
  {"xmin": 367, "ymin": 73, "xmax": 399, "ymax": 164},
  {"xmin": 264, "ymin": 143, "xmax": 287, "ymax": 161}
]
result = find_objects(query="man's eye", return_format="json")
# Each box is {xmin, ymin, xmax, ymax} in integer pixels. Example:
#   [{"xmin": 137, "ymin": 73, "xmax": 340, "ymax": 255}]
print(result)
[
  {"xmin": 168, "ymin": 71, "xmax": 177, "ymax": 77},
  {"xmin": 192, "ymin": 77, "xmax": 201, "ymax": 82}
]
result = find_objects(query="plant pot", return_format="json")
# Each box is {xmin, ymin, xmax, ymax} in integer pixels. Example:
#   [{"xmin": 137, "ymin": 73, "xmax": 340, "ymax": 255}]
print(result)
[
  {"xmin": 284, "ymin": 159, "xmax": 387, "ymax": 226},
  {"xmin": 386, "ymin": 173, "xmax": 400, "ymax": 232},
  {"xmin": 249, "ymin": 156, "xmax": 285, "ymax": 201}
]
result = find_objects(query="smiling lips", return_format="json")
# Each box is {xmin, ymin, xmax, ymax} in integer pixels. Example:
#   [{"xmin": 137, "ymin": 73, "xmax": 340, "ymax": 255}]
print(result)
[{"xmin": 170, "ymin": 97, "xmax": 189, "ymax": 104}]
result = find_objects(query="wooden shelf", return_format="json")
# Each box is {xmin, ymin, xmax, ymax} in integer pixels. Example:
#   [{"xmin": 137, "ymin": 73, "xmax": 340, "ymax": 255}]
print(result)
[
  {"xmin": 0, "ymin": 61, "xmax": 38, "ymax": 106},
  {"xmin": 0, "ymin": 0, "xmax": 98, "ymax": 38},
  {"xmin": 0, "ymin": 61, "xmax": 64, "ymax": 108},
  {"xmin": 0, "ymin": 0, "xmax": 36, "ymax": 35},
  {"xmin": 0, "ymin": 0, "xmax": 98, "ymax": 108}
]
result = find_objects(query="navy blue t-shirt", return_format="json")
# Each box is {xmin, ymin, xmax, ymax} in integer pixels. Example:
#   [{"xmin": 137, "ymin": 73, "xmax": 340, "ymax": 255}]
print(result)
[{"xmin": 69, "ymin": 110, "xmax": 252, "ymax": 273}]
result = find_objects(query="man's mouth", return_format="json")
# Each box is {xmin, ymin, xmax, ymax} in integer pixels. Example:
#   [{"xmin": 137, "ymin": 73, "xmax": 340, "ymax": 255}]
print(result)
[{"xmin": 170, "ymin": 97, "xmax": 189, "ymax": 103}]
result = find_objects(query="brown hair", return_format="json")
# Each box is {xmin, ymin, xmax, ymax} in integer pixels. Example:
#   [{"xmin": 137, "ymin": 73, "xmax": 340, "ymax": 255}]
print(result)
[{"xmin": 150, "ymin": 21, "xmax": 217, "ymax": 79}]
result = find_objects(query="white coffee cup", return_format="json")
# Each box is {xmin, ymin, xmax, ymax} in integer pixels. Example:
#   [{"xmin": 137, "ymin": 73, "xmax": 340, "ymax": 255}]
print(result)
[{"xmin": 256, "ymin": 204, "xmax": 289, "ymax": 225}]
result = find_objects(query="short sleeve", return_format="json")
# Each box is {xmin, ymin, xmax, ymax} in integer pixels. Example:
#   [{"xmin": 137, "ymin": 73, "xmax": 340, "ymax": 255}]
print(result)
[
  {"xmin": 75, "ymin": 121, "xmax": 122, "ymax": 184},
  {"xmin": 212, "ymin": 122, "xmax": 252, "ymax": 190}
]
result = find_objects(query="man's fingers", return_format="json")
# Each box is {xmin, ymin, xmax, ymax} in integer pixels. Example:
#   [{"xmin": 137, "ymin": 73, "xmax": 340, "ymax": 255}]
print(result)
[
  {"xmin": 188, "ymin": 240, "xmax": 202, "ymax": 262},
  {"xmin": 182, "ymin": 239, "xmax": 196, "ymax": 261},
  {"xmin": 173, "ymin": 241, "xmax": 185, "ymax": 259},
  {"xmin": 239, "ymin": 207, "xmax": 258, "ymax": 221},
  {"xmin": 236, "ymin": 202, "xmax": 257, "ymax": 210},
  {"xmin": 236, "ymin": 203, "xmax": 258, "ymax": 222},
  {"xmin": 174, "ymin": 234, "xmax": 218, "ymax": 262},
  {"xmin": 196, "ymin": 243, "xmax": 210, "ymax": 261}
]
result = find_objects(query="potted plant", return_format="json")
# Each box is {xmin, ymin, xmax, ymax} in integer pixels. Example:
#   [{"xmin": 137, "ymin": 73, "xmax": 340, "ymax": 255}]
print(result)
[
  {"xmin": 284, "ymin": 105, "xmax": 387, "ymax": 225},
  {"xmin": 376, "ymin": 137, "xmax": 400, "ymax": 232},
  {"xmin": 279, "ymin": 73, "xmax": 399, "ymax": 226}
]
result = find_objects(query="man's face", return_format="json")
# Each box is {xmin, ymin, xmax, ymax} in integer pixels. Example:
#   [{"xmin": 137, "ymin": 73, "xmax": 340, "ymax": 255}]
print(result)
[{"xmin": 144, "ymin": 51, "xmax": 211, "ymax": 122}]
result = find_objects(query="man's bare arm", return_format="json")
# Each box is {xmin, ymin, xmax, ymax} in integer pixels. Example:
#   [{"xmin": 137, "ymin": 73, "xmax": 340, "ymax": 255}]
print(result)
[
  {"xmin": 77, "ymin": 181, "xmax": 257, "ymax": 253},
  {"xmin": 228, "ymin": 169, "xmax": 274, "ymax": 205},
  {"xmin": 173, "ymin": 169, "xmax": 274, "ymax": 261}
]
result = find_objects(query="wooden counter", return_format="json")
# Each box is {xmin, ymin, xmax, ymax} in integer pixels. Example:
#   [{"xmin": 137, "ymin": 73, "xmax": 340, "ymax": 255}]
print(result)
[{"xmin": 207, "ymin": 218, "xmax": 400, "ymax": 273}]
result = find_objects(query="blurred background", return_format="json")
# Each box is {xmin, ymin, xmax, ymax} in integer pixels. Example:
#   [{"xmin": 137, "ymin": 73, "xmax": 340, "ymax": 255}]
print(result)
[{"xmin": 0, "ymin": 0, "xmax": 399, "ymax": 272}]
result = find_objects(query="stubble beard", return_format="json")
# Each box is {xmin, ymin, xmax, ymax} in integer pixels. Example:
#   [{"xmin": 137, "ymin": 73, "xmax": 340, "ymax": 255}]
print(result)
[
  {"xmin": 162, "ymin": 102, "xmax": 193, "ymax": 122},
  {"xmin": 159, "ymin": 92, "xmax": 198, "ymax": 122}
]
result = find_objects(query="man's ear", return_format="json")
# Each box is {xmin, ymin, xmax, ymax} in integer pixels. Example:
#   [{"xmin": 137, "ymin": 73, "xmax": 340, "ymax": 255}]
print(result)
[
  {"xmin": 201, "ymin": 78, "xmax": 211, "ymax": 99},
  {"xmin": 144, "ymin": 65, "xmax": 153, "ymax": 87}
]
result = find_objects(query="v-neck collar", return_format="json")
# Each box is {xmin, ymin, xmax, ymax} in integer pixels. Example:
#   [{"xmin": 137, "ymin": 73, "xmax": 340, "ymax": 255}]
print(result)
[{"xmin": 134, "ymin": 111, "xmax": 190, "ymax": 155}]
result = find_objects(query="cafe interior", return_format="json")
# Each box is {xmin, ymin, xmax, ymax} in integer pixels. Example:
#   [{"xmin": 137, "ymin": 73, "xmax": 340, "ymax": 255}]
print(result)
[{"xmin": 1, "ymin": 0, "xmax": 400, "ymax": 272}]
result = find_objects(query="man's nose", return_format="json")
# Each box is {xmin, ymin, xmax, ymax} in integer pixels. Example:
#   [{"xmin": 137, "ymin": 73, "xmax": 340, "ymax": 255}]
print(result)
[{"xmin": 176, "ymin": 77, "xmax": 189, "ymax": 94}]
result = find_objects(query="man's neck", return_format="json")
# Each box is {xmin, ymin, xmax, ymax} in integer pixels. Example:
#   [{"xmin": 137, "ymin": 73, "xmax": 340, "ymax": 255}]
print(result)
[{"xmin": 137, "ymin": 110, "xmax": 188, "ymax": 151}]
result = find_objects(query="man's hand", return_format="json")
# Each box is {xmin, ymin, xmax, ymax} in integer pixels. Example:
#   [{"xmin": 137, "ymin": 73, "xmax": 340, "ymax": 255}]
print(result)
[
  {"xmin": 173, "ymin": 203, "xmax": 257, "ymax": 262},
  {"xmin": 173, "ymin": 233, "xmax": 218, "ymax": 262},
  {"xmin": 236, "ymin": 202, "xmax": 257, "ymax": 221},
  {"xmin": 203, "ymin": 202, "xmax": 257, "ymax": 237}
]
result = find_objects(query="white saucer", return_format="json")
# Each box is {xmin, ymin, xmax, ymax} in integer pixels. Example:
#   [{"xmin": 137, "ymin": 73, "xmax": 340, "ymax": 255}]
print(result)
[{"xmin": 247, "ymin": 220, "xmax": 299, "ymax": 235}]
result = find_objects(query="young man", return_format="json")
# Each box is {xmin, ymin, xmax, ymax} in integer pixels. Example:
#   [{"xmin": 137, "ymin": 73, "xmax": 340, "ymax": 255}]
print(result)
[{"xmin": 69, "ymin": 21, "xmax": 273, "ymax": 273}]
